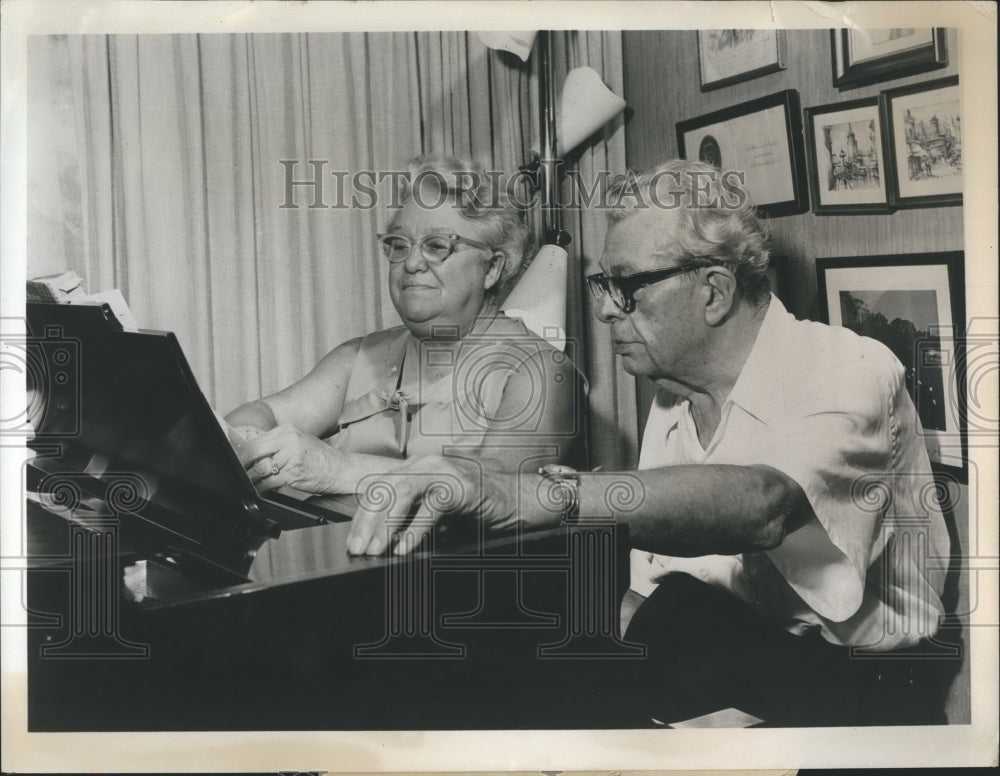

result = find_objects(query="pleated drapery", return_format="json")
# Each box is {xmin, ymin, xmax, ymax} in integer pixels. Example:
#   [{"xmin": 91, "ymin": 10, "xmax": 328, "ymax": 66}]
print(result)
[{"xmin": 27, "ymin": 31, "xmax": 637, "ymax": 470}]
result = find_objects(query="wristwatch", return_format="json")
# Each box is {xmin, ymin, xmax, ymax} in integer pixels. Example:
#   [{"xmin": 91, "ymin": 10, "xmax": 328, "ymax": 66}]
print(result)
[{"xmin": 537, "ymin": 464, "xmax": 581, "ymax": 525}]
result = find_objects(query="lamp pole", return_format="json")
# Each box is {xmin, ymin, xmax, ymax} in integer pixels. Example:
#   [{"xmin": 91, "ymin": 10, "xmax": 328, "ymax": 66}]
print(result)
[{"xmin": 538, "ymin": 31, "xmax": 570, "ymax": 248}]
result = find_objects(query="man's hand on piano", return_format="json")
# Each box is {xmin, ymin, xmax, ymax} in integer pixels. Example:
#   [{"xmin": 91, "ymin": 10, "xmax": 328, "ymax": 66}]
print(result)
[
  {"xmin": 347, "ymin": 455, "xmax": 532, "ymax": 556},
  {"xmin": 239, "ymin": 423, "xmax": 347, "ymax": 495}
]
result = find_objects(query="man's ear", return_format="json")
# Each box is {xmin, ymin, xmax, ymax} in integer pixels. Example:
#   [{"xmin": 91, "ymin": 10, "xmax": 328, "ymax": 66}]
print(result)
[
  {"xmin": 703, "ymin": 266, "xmax": 738, "ymax": 325},
  {"xmin": 484, "ymin": 251, "xmax": 505, "ymax": 291}
]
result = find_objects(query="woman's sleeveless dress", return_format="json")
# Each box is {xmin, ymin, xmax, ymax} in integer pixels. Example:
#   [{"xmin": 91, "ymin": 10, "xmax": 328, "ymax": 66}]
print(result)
[{"xmin": 327, "ymin": 315, "xmax": 555, "ymax": 458}]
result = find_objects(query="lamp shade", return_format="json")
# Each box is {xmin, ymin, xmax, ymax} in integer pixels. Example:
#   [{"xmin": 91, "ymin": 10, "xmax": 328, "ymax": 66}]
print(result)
[
  {"xmin": 476, "ymin": 31, "xmax": 538, "ymax": 62},
  {"xmin": 531, "ymin": 66, "xmax": 626, "ymax": 157},
  {"xmin": 500, "ymin": 244, "xmax": 567, "ymax": 351}
]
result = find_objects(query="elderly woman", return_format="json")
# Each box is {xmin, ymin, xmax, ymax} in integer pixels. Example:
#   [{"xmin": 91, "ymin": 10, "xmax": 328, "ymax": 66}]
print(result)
[{"xmin": 226, "ymin": 154, "xmax": 584, "ymax": 500}]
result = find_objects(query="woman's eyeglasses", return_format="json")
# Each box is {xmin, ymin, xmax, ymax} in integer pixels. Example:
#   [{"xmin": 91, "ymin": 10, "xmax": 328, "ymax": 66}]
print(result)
[
  {"xmin": 377, "ymin": 233, "xmax": 494, "ymax": 264},
  {"xmin": 586, "ymin": 265, "xmax": 699, "ymax": 314}
]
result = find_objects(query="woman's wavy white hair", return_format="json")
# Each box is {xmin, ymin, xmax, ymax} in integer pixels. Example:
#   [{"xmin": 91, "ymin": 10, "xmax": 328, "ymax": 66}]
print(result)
[{"xmin": 399, "ymin": 154, "xmax": 532, "ymax": 298}]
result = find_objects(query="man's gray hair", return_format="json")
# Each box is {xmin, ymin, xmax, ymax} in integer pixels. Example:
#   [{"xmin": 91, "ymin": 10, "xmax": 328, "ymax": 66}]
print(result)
[
  {"xmin": 607, "ymin": 159, "xmax": 771, "ymax": 305},
  {"xmin": 400, "ymin": 154, "xmax": 531, "ymax": 297}
]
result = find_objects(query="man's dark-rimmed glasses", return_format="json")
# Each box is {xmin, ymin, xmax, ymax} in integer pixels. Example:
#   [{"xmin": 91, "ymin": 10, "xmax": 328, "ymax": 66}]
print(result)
[{"xmin": 586, "ymin": 265, "xmax": 699, "ymax": 314}]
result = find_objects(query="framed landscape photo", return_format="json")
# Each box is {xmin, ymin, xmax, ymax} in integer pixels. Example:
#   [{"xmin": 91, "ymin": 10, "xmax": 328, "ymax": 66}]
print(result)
[
  {"xmin": 816, "ymin": 252, "xmax": 966, "ymax": 479},
  {"xmin": 697, "ymin": 29, "xmax": 786, "ymax": 91},
  {"xmin": 831, "ymin": 28, "xmax": 948, "ymax": 88},
  {"xmin": 676, "ymin": 89, "xmax": 809, "ymax": 217},
  {"xmin": 882, "ymin": 76, "xmax": 962, "ymax": 209},
  {"xmin": 805, "ymin": 97, "xmax": 891, "ymax": 215}
]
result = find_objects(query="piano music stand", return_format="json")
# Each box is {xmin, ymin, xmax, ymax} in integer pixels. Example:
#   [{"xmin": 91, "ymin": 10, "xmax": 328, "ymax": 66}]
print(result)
[{"xmin": 25, "ymin": 302, "xmax": 337, "ymax": 555}]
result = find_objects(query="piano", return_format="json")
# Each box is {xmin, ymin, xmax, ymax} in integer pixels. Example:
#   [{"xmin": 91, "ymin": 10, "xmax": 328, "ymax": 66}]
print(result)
[{"xmin": 23, "ymin": 302, "xmax": 641, "ymax": 731}]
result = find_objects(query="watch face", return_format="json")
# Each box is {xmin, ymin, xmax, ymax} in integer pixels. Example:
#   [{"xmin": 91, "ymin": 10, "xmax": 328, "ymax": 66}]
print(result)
[
  {"xmin": 538, "ymin": 465, "xmax": 580, "ymax": 525},
  {"xmin": 539, "ymin": 464, "xmax": 579, "ymax": 478}
]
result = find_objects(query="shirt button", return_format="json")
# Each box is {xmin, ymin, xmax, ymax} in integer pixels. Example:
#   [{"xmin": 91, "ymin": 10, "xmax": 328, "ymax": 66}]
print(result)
[{"xmin": 699, "ymin": 569, "xmax": 709, "ymax": 580}]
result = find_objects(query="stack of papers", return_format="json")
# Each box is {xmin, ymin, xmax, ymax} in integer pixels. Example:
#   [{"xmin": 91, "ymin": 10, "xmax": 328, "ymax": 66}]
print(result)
[
  {"xmin": 28, "ymin": 271, "xmax": 140, "ymax": 332},
  {"xmin": 26, "ymin": 270, "xmax": 85, "ymax": 302}
]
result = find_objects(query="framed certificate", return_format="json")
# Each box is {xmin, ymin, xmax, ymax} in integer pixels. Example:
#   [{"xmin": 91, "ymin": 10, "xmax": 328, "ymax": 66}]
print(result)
[{"xmin": 676, "ymin": 89, "xmax": 809, "ymax": 217}]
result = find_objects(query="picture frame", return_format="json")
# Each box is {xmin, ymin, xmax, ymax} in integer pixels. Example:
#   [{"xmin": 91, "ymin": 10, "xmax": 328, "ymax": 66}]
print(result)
[
  {"xmin": 676, "ymin": 89, "xmax": 809, "ymax": 217},
  {"xmin": 697, "ymin": 29, "xmax": 786, "ymax": 91},
  {"xmin": 881, "ymin": 76, "xmax": 962, "ymax": 209},
  {"xmin": 816, "ymin": 252, "xmax": 966, "ymax": 479},
  {"xmin": 766, "ymin": 254, "xmax": 791, "ymax": 307},
  {"xmin": 831, "ymin": 28, "xmax": 948, "ymax": 88},
  {"xmin": 804, "ymin": 97, "xmax": 892, "ymax": 215}
]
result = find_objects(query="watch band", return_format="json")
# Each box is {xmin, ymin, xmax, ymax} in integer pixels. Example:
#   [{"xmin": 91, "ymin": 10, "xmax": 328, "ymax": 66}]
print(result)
[{"xmin": 537, "ymin": 464, "xmax": 580, "ymax": 525}]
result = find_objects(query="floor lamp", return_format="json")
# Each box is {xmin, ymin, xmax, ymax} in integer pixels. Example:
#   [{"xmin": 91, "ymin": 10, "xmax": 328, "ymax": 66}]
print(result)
[{"xmin": 486, "ymin": 31, "xmax": 627, "ymax": 354}]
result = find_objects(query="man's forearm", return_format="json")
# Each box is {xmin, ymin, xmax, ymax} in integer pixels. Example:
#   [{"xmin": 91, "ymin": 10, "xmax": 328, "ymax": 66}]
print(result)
[
  {"xmin": 527, "ymin": 463, "xmax": 808, "ymax": 556},
  {"xmin": 348, "ymin": 458, "xmax": 808, "ymax": 559}
]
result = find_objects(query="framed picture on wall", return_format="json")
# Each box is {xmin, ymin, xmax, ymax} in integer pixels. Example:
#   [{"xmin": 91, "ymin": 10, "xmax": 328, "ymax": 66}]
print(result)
[
  {"xmin": 881, "ymin": 76, "xmax": 962, "ymax": 209},
  {"xmin": 676, "ymin": 89, "xmax": 809, "ymax": 217},
  {"xmin": 697, "ymin": 29, "xmax": 786, "ymax": 91},
  {"xmin": 816, "ymin": 252, "xmax": 966, "ymax": 479},
  {"xmin": 831, "ymin": 28, "xmax": 947, "ymax": 88},
  {"xmin": 804, "ymin": 97, "xmax": 891, "ymax": 215}
]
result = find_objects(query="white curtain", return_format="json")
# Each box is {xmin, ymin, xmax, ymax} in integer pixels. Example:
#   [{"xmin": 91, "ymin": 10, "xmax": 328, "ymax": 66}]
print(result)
[
  {"xmin": 27, "ymin": 32, "xmax": 532, "ymax": 415},
  {"xmin": 27, "ymin": 31, "xmax": 635, "ymax": 469}
]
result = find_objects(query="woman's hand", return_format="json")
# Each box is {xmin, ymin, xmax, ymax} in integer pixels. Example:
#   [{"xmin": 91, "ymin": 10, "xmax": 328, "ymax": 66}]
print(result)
[
  {"xmin": 226, "ymin": 424, "xmax": 262, "ymax": 460},
  {"xmin": 347, "ymin": 455, "xmax": 523, "ymax": 556},
  {"xmin": 239, "ymin": 423, "xmax": 347, "ymax": 494}
]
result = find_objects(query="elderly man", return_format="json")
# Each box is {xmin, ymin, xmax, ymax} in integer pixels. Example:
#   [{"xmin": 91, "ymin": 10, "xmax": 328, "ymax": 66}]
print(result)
[{"xmin": 347, "ymin": 159, "xmax": 955, "ymax": 727}]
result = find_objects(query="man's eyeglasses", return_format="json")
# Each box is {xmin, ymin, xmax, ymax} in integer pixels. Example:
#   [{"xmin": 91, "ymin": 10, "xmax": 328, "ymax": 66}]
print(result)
[
  {"xmin": 586, "ymin": 265, "xmax": 699, "ymax": 314},
  {"xmin": 377, "ymin": 233, "xmax": 494, "ymax": 264}
]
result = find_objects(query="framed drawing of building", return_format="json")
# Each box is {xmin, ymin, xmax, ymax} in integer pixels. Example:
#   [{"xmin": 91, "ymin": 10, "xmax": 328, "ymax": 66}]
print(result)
[
  {"xmin": 881, "ymin": 76, "xmax": 962, "ymax": 208},
  {"xmin": 805, "ymin": 97, "xmax": 892, "ymax": 214}
]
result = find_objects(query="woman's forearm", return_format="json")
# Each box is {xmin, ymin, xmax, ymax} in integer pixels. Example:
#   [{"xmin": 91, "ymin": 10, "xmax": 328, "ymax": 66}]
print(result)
[{"xmin": 225, "ymin": 400, "xmax": 279, "ymax": 431}]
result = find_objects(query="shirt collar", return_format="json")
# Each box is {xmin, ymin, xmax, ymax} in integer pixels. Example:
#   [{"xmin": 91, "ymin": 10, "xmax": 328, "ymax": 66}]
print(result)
[{"xmin": 724, "ymin": 294, "xmax": 794, "ymax": 426}]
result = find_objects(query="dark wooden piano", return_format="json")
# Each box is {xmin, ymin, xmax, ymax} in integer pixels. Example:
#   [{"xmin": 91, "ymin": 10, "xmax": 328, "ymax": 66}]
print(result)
[{"xmin": 23, "ymin": 302, "xmax": 642, "ymax": 731}]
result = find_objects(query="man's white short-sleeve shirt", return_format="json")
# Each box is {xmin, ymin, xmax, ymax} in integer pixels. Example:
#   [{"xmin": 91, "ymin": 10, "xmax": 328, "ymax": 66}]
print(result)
[{"xmin": 632, "ymin": 296, "xmax": 951, "ymax": 650}]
